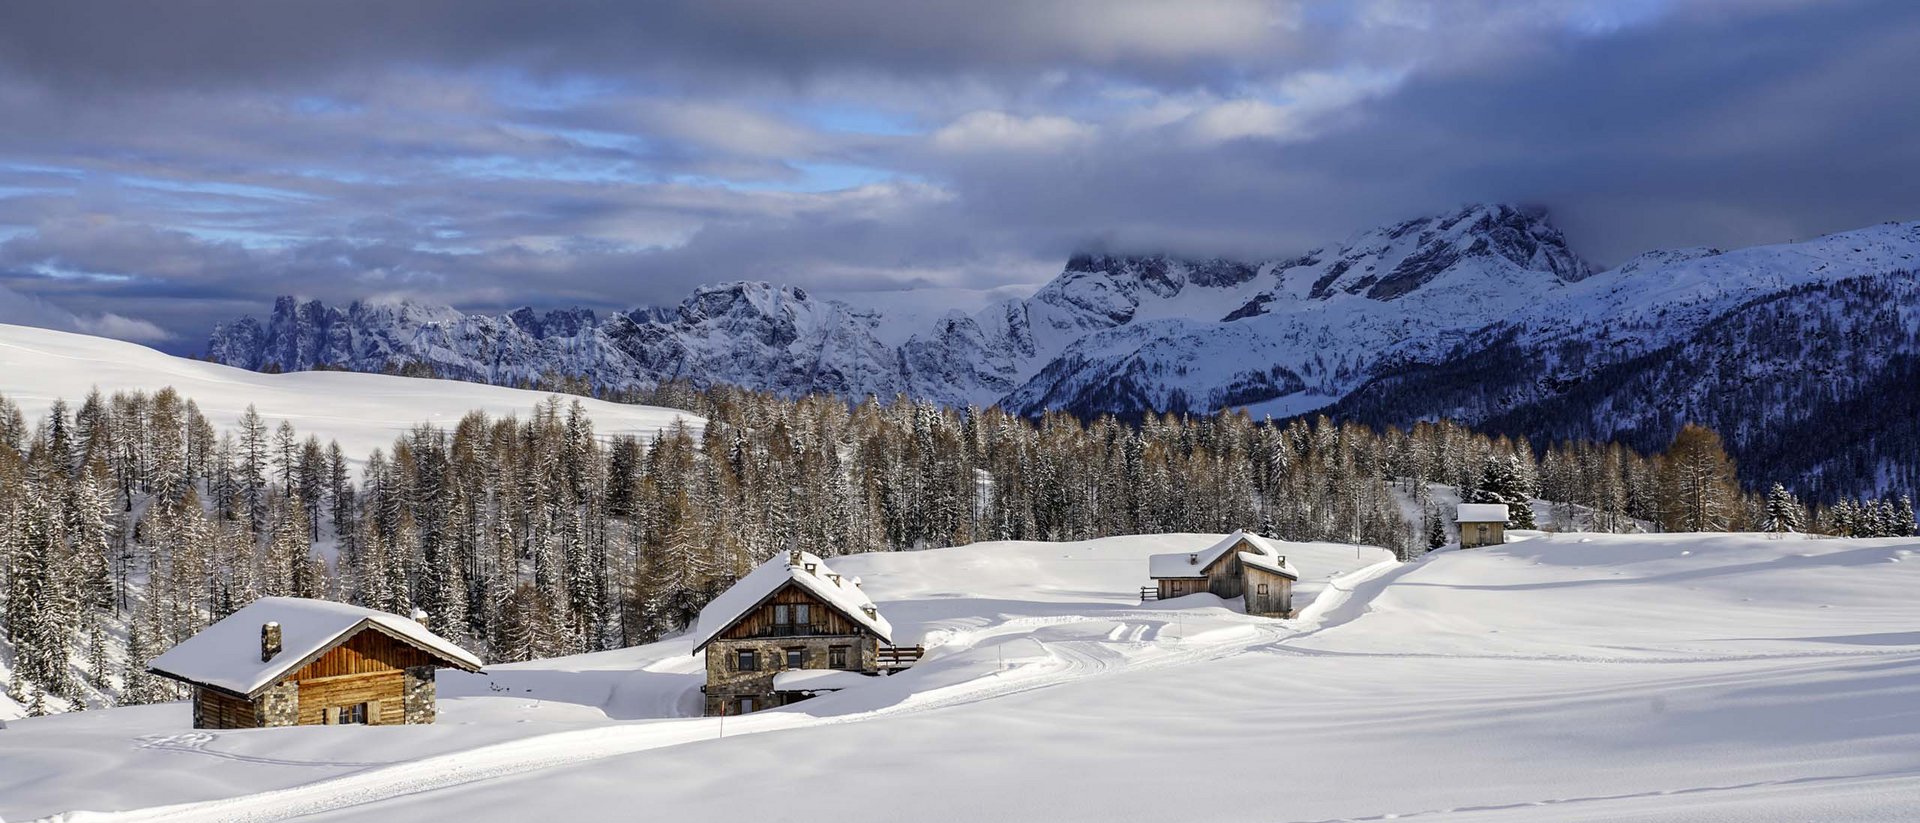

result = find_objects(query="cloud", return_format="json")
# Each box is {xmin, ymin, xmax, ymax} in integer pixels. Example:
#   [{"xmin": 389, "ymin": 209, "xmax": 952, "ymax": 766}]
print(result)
[
  {"xmin": 932, "ymin": 112, "xmax": 1096, "ymax": 153},
  {"xmin": 0, "ymin": 0, "xmax": 1913, "ymax": 351},
  {"xmin": 0, "ymin": 281, "xmax": 173, "ymax": 343},
  {"xmin": 71, "ymin": 312, "xmax": 173, "ymax": 343}
]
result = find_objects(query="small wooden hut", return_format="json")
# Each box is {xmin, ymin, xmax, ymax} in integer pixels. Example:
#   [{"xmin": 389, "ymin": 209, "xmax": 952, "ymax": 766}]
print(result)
[
  {"xmin": 1148, "ymin": 531, "xmax": 1299, "ymax": 617},
  {"xmin": 148, "ymin": 597, "xmax": 483, "ymax": 729},
  {"xmin": 1456, "ymin": 503, "xmax": 1510, "ymax": 548},
  {"xmin": 693, "ymin": 550, "xmax": 894, "ymax": 716}
]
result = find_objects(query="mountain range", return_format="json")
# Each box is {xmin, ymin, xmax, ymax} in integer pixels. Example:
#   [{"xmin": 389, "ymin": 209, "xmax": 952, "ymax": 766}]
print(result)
[{"xmin": 206, "ymin": 203, "xmax": 1920, "ymax": 499}]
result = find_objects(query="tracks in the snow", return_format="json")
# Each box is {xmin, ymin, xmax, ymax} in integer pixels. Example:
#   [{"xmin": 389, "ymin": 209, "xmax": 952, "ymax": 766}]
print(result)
[{"xmin": 54, "ymin": 561, "xmax": 1407, "ymax": 823}]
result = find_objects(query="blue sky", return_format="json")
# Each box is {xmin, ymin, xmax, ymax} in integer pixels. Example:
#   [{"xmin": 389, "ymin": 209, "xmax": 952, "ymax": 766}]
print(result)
[{"xmin": 0, "ymin": 0, "xmax": 1915, "ymax": 349}]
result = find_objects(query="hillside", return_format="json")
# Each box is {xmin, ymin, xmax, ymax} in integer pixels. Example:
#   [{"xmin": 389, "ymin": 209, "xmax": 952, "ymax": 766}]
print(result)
[
  {"xmin": 6, "ymin": 531, "xmax": 1920, "ymax": 822},
  {"xmin": 0, "ymin": 323, "xmax": 703, "ymax": 465}
]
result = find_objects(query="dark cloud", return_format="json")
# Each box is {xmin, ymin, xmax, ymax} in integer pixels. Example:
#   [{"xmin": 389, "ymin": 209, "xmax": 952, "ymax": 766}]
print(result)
[{"xmin": 0, "ymin": 0, "xmax": 1915, "ymax": 351}]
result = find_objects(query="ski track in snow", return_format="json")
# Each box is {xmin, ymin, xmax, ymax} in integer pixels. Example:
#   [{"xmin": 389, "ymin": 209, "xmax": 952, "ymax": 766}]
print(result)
[
  {"xmin": 1283, "ymin": 768, "xmax": 1920, "ymax": 823},
  {"xmin": 44, "ymin": 560, "xmax": 1406, "ymax": 823}
]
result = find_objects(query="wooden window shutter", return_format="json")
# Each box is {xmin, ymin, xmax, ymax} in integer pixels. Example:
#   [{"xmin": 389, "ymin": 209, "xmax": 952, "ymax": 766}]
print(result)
[
  {"xmin": 322, "ymin": 707, "xmax": 335, "ymax": 725},
  {"xmin": 367, "ymin": 700, "xmax": 383, "ymax": 725}
]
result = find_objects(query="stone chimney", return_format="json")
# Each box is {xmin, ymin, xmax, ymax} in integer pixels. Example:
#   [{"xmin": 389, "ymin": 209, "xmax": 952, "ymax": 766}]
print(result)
[
  {"xmin": 261, "ymin": 621, "xmax": 282, "ymax": 662},
  {"xmin": 411, "ymin": 608, "xmax": 430, "ymax": 629},
  {"xmin": 1188, "ymin": 553, "xmax": 1199, "ymax": 565},
  {"xmin": 789, "ymin": 547, "xmax": 803, "ymax": 567}
]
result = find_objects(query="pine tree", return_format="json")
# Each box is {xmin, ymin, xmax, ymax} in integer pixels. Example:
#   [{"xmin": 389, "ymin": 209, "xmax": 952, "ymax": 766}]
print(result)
[
  {"xmin": 1762, "ymin": 483, "xmax": 1803, "ymax": 533},
  {"xmin": 1473, "ymin": 455, "xmax": 1535, "ymax": 529}
]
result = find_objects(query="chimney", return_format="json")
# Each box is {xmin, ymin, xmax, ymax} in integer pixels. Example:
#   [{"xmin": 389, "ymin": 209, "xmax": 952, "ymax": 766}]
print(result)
[
  {"xmin": 1188, "ymin": 553, "xmax": 1199, "ymax": 565},
  {"xmin": 261, "ymin": 622, "xmax": 282, "ymax": 662},
  {"xmin": 861, "ymin": 605, "xmax": 878, "ymax": 619},
  {"xmin": 789, "ymin": 548, "xmax": 803, "ymax": 567},
  {"xmin": 411, "ymin": 608, "xmax": 430, "ymax": 629}
]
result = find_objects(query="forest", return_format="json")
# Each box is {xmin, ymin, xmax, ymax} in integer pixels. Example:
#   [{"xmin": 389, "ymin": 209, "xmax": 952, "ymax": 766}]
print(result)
[{"xmin": 0, "ymin": 384, "xmax": 1912, "ymax": 714}]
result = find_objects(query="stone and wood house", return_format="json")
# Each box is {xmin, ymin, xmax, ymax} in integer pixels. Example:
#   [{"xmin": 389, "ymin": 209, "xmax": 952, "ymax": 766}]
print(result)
[
  {"xmin": 1455, "ymin": 503, "xmax": 1510, "ymax": 549},
  {"xmin": 693, "ymin": 549, "xmax": 894, "ymax": 716},
  {"xmin": 1148, "ymin": 530, "xmax": 1299, "ymax": 618},
  {"xmin": 148, "ymin": 597, "xmax": 484, "ymax": 729}
]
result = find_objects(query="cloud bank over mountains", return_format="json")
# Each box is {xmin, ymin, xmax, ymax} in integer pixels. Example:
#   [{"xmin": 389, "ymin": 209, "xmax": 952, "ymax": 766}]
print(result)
[{"xmin": 0, "ymin": 0, "xmax": 1916, "ymax": 347}]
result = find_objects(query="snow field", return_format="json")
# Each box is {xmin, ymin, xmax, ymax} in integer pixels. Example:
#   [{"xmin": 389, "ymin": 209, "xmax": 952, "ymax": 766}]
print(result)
[
  {"xmin": 0, "ymin": 323, "xmax": 702, "ymax": 468},
  {"xmin": 0, "ymin": 534, "xmax": 1392, "ymax": 821},
  {"xmin": 7, "ymin": 531, "xmax": 1920, "ymax": 822}
]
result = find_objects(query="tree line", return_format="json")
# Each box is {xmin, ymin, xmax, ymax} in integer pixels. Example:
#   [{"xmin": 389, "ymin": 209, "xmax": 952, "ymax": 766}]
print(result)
[{"xmin": 0, "ymin": 385, "xmax": 1910, "ymax": 715}]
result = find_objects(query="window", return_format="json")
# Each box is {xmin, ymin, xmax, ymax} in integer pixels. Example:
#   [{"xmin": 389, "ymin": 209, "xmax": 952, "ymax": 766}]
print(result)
[
  {"xmin": 1256, "ymin": 583, "xmax": 1270, "ymax": 596},
  {"xmin": 785, "ymin": 647, "xmax": 807, "ymax": 669},
  {"xmin": 828, "ymin": 646, "xmax": 849, "ymax": 669},
  {"xmin": 736, "ymin": 648, "xmax": 759, "ymax": 672},
  {"xmin": 737, "ymin": 697, "xmax": 756, "ymax": 714},
  {"xmin": 336, "ymin": 703, "xmax": 368, "ymax": 725},
  {"xmin": 773, "ymin": 602, "xmax": 815, "ymax": 636}
]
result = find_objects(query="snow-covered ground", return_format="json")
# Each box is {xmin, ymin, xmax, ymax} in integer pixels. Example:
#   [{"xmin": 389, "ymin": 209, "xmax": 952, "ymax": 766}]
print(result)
[
  {"xmin": 0, "ymin": 323, "xmax": 702, "ymax": 466},
  {"xmin": 8, "ymin": 531, "xmax": 1920, "ymax": 822}
]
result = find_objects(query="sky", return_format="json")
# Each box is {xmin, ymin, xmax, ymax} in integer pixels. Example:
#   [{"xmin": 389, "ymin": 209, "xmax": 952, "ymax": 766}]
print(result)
[{"xmin": 0, "ymin": 0, "xmax": 1917, "ymax": 350}]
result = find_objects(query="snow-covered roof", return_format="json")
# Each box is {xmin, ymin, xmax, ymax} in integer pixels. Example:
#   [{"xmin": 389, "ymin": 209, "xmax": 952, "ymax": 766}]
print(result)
[
  {"xmin": 1148, "ymin": 530, "xmax": 1281, "ymax": 579},
  {"xmin": 1237, "ymin": 551, "xmax": 1298, "ymax": 580},
  {"xmin": 771, "ymin": 669, "xmax": 878, "ymax": 693},
  {"xmin": 690, "ymin": 551, "xmax": 894, "ymax": 652},
  {"xmin": 1457, "ymin": 503, "xmax": 1511, "ymax": 523},
  {"xmin": 148, "ymin": 597, "xmax": 483, "ymax": 697}
]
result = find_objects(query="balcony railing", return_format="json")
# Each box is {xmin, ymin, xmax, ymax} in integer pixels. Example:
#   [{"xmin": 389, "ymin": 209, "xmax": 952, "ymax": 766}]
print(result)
[{"xmin": 757, "ymin": 624, "xmax": 830, "ymax": 638}]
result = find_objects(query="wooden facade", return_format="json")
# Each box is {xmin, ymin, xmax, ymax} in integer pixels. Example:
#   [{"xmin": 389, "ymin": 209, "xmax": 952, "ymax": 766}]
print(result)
[
  {"xmin": 1242, "ymin": 563, "xmax": 1296, "ymax": 618},
  {"xmin": 194, "ymin": 685, "xmax": 267, "ymax": 729},
  {"xmin": 718, "ymin": 585, "xmax": 866, "ymax": 642},
  {"xmin": 1150, "ymin": 534, "xmax": 1298, "ymax": 618},
  {"xmin": 1153, "ymin": 540, "xmax": 1251, "ymax": 601},
  {"xmin": 1459, "ymin": 520, "xmax": 1505, "ymax": 549},
  {"xmin": 164, "ymin": 621, "xmax": 476, "ymax": 729}
]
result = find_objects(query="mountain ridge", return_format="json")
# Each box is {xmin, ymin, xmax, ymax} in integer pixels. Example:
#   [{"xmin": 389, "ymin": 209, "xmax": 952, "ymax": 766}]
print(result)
[{"xmin": 202, "ymin": 205, "xmax": 1920, "ymax": 496}]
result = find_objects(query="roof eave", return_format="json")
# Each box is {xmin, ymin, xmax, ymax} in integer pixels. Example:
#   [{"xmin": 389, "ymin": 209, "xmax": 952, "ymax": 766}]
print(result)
[{"xmin": 690, "ymin": 576, "xmax": 890, "ymax": 655}]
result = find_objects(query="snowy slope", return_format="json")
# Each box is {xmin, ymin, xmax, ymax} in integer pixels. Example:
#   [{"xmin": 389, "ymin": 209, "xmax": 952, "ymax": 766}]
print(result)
[
  {"xmin": 0, "ymin": 323, "xmax": 702, "ymax": 465},
  {"xmin": 9, "ymin": 531, "xmax": 1920, "ymax": 822}
]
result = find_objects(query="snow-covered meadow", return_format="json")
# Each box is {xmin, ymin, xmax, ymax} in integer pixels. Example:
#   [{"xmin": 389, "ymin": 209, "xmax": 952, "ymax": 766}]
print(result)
[
  {"xmin": 7, "ymin": 530, "xmax": 1920, "ymax": 821},
  {"xmin": 0, "ymin": 323, "xmax": 702, "ymax": 466}
]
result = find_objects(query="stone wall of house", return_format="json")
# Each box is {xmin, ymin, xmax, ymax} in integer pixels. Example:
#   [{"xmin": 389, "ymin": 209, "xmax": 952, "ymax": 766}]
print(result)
[
  {"xmin": 403, "ymin": 666, "xmax": 437, "ymax": 724},
  {"xmin": 257, "ymin": 680, "xmax": 299, "ymax": 727},
  {"xmin": 704, "ymin": 635, "xmax": 878, "ymax": 715}
]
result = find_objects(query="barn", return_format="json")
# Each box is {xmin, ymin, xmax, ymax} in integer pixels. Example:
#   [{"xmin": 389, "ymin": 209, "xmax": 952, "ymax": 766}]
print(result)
[
  {"xmin": 693, "ymin": 550, "xmax": 896, "ymax": 716},
  {"xmin": 1148, "ymin": 531, "xmax": 1299, "ymax": 617},
  {"xmin": 147, "ymin": 597, "xmax": 484, "ymax": 729},
  {"xmin": 1456, "ymin": 503, "xmax": 1511, "ymax": 548}
]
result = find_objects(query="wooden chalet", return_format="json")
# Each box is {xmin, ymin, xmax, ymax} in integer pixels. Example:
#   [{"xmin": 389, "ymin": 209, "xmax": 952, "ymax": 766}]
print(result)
[
  {"xmin": 1148, "ymin": 531, "xmax": 1300, "ymax": 617},
  {"xmin": 1456, "ymin": 503, "xmax": 1510, "ymax": 549},
  {"xmin": 692, "ymin": 550, "xmax": 896, "ymax": 716},
  {"xmin": 148, "ymin": 597, "xmax": 484, "ymax": 729}
]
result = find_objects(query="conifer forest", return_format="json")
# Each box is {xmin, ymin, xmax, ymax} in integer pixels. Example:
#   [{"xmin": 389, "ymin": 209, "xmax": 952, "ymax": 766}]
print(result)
[{"xmin": 0, "ymin": 385, "xmax": 1911, "ymax": 712}]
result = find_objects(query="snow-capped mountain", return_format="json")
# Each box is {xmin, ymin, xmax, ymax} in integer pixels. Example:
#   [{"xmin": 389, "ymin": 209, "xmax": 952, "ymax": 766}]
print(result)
[
  {"xmin": 204, "ymin": 205, "xmax": 1920, "ymax": 495},
  {"xmin": 209, "ymin": 282, "xmax": 912, "ymax": 398}
]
